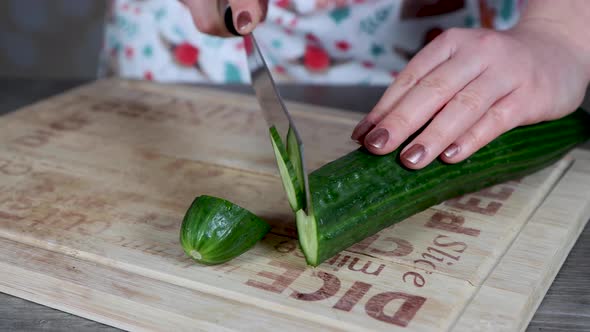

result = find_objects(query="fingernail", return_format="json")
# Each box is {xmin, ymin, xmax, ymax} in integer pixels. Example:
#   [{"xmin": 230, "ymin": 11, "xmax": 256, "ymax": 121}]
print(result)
[
  {"xmin": 365, "ymin": 128, "xmax": 389, "ymax": 149},
  {"xmin": 443, "ymin": 144, "xmax": 460, "ymax": 159},
  {"xmin": 402, "ymin": 144, "xmax": 425, "ymax": 165},
  {"xmin": 237, "ymin": 11, "xmax": 252, "ymax": 32},
  {"xmin": 351, "ymin": 119, "xmax": 375, "ymax": 142}
]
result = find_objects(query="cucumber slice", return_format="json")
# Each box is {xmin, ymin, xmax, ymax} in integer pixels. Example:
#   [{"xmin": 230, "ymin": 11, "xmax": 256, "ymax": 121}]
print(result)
[
  {"xmin": 180, "ymin": 195, "xmax": 271, "ymax": 265},
  {"xmin": 286, "ymin": 126, "xmax": 306, "ymax": 210},
  {"xmin": 296, "ymin": 209, "xmax": 318, "ymax": 266},
  {"xmin": 269, "ymin": 126, "xmax": 304, "ymax": 211}
]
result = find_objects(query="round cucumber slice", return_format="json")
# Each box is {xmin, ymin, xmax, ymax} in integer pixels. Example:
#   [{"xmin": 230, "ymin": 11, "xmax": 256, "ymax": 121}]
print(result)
[{"xmin": 180, "ymin": 195, "xmax": 271, "ymax": 265}]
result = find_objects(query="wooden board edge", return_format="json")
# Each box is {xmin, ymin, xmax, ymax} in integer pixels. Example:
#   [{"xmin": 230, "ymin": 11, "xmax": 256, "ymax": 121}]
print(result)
[
  {"xmin": 0, "ymin": 80, "xmax": 105, "ymax": 120},
  {"xmin": 0, "ymin": 238, "xmax": 341, "ymax": 332},
  {"xmin": 115, "ymin": 79, "xmax": 365, "ymax": 124},
  {"xmin": 450, "ymin": 148, "xmax": 590, "ymax": 332}
]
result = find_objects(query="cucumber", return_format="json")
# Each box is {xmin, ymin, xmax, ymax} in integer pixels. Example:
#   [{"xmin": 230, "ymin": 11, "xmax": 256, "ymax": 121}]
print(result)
[
  {"xmin": 287, "ymin": 127, "xmax": 306, "ymax": 210},
  {"xmin": 269, "ymin": 126, "xmax": 304, "ymax": 211},
  {"xmin": 270, "ymin": 109, "xmax": 590, "ymax": 266},
  {"xmin": 180, "ymin": 195, "xmax": 271, "ymax": 265}
]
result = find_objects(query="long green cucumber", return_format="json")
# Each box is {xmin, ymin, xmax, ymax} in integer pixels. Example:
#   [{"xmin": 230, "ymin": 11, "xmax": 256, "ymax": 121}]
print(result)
[{"xmin": 270, "ymin": 109, "xmax": 590, "ymax": 266}]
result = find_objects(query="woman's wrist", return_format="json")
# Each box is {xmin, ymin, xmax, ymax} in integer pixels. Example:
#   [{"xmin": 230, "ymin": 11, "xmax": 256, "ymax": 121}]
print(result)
[{"xmin": 513, "ymin": 0, "xmax": 590, "ymax": 83}]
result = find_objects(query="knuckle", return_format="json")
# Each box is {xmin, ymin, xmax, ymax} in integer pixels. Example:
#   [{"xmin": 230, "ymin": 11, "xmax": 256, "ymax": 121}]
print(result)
[
  {"xmin": 417, "ymin": 76, "xmax": 450, "ymax": 96},
  {"xmin": 425, "ymin": 126, "xmax": 447, "ymax": 144},
  {"xmin": 194, "ymin": 18, "xmax": 219, "ymax": 34},
  {"xmin": 395, "ymin": 72, "xmax": 416, "ymax": 88},
  {"xmin": 454, "ymin": 89, "xmax": 484, "ymax": 113},
  {"xmin": 476, "ymin": 31, "xmax": 502, "ymax": 49},
  {"xmin": 465, "ymin": 129, "xmax": 483, "ymax": 149},
  {"xmin": 487, "ymin": 106, "xmax": 509, "ymax": 128},
  {"xmin": 385, "ymin": 112, "xmax": 412, "ymax": 131}
]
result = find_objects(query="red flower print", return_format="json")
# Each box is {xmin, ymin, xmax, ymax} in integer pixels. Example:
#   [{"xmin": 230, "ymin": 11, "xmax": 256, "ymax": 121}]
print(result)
[
  {"xmin": 362, "ymin": 61, "xmax": 375, "ymax": 68},
  {"xmin": 174, "ymin": 42, "xmax": 200, "ymax": 66},
  {"xmin": 275, "ymin": 0, "xmax": 290, "ymax": 9},
  {"xmin": 125, "ymin": 46, "xmax": 134, "ymax": 59},
  {"xmin": 304, "ymin": 44, "xmax": 330, "ymax": 72},
  {"xmin": 275, "ymin": 65, "xmax": 286, "ymax": 74},
  {"xmin": 335, "ymin": 40, "xmax": 350, "ymax": 51},
  {"xmin": 306, "ymin": 33, "xmax": 320, "ymax": 44},
  {"xmin": 144, "ymin": 71, "xmax": 154, "ymax": 81},
  {"xmin": 243, "ymin": 36, "xmax": 254, "ymax": 56}
]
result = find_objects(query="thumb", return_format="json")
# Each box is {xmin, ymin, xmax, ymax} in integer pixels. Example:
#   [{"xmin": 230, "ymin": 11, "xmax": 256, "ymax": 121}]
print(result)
[{"xmin": 228, "ymin": 0, "xmax": 268, "ymax": 35}]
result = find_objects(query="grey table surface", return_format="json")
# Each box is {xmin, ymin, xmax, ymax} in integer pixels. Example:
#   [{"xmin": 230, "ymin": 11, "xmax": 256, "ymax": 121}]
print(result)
[{"xmin": 0, "ymin": 79, "xmax": 589, "ymax": 332}]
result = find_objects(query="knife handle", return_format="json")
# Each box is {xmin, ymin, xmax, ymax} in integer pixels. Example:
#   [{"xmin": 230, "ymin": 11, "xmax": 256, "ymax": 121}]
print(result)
[{"xmin": 223, "ymin": 6, "xmax": 241, "ymax": 37}]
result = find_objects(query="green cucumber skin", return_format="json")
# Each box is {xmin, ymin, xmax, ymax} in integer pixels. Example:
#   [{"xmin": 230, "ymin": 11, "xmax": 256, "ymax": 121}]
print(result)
[
  {"xmin": 180, "ymin": 195, "xmax": 271, "ymax": 265},
  {"xmin": 307, "ymin": 109, "xmax": 590, "ymax": 266}
]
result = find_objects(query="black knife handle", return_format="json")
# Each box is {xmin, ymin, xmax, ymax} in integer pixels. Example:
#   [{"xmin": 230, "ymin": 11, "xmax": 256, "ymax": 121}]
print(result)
[{"xmin": 224, "ymin": 6, "xmax": 241, "ymax": 37}]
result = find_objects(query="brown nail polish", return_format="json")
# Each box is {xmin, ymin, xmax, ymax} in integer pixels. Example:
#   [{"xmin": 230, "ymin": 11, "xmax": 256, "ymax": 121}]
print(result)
[
  {"xmin": 443, "ymin": 144, "xmax": 459, "ymax": 159},
  {"xmin": 351, "ymin": 119, "xmax": 375, "ymax": 142},
  {"xmin": 365, "ymin": 128, "xmax": 389, "ymax": 149},
  {"xmin": 403, "ymin": 144, "xmax": 426, "ymax": 165},
  {"xmin": 237, "ymin": 11, "xmax": 252, "ymax": 32}
]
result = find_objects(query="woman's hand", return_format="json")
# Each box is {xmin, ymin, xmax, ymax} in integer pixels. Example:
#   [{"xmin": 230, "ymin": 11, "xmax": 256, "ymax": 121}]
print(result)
[
  {"xmin": 352, "ymin": 1, "xmax": 590, "ymax": 170},
  {"xmin": 180, "ymin": 0, "xmax": 268, "ymax": 37}
]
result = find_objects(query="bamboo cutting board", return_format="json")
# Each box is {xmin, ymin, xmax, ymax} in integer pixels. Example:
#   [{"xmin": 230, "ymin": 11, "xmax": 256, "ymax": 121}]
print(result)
[{"xmin": 0, "ymin": 79, "xmax": 589, "ymax": 332}]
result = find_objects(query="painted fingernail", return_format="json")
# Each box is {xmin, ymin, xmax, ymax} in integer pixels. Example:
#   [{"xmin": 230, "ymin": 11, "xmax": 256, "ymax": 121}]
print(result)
[
  {"xmin": 237, "ymin": 11, "xmax": 252, "ymax": 32},
  {"xmin": 443, "ymin": 144, "xmax": 460, "ymax": 159},
  {"xmin": 365, "ymin": 128, "xmax": 389, "ymax": 149},
  {"xmin": 351, "ymin": 119, "xmax": 375, "ymax": 142},
  {"xmin": 402, "ymin": 144, "xmax": 425, "ymax": 165}
]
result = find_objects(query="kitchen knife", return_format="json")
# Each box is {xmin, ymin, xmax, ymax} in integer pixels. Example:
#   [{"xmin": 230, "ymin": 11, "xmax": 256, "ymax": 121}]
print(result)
[{"xmin": 224, "ymin": 6, "xmax": 312, "ymax": 214}]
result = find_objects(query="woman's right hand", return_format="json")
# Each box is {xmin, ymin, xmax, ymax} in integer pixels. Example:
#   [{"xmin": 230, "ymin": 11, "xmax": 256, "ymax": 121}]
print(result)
[{"xmin": 180, "ymin": 0, "xmax": 268, "ymax": 37}]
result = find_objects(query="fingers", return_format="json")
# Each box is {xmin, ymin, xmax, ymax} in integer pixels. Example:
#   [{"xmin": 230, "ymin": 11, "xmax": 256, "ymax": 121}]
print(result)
[
  {"xmin": 351, "ymin": 28, "xmax": 463, "ymax": 142},
  {"xmin": 398, "ymin": 68, "xmax": 518, "ymax": 169},
  {"xmin": 182, "ymin": 0, "xmax": 231, "ymax": 36},
  {"xmin": 362, "ymin": 41, "xmax": 489, "ymax": 156},
  {"xmin": 181, "ymin": 0, "xmax": 268, "ymax": 37},
  {"xmin": 440, "ymin": 90, "xmax": 524, "ymax": 164},
  {"xmin": 228, "ymin": 0, "xmax": 268, "ymax": 34}
]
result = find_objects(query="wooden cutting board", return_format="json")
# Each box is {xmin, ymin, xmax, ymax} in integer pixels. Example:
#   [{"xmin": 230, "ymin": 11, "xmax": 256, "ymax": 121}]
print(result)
[{"xmin": 0, "ymin": 79, "xmax": 589, "ymax": 332}]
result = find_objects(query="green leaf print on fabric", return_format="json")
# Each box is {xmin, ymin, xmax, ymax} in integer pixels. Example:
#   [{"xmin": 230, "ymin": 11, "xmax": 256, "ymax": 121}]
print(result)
[
  {"xmin": 115, "ymin": 15, "xmax": 139, "ymax": 38},
  {"xmin": 272, "ymin": 39, "xmax": 283, "ymax": 49},
  {"xmin": 155, "ymin": 8, "xmax": 167, "ymax": 21},
  {"xmin": 202, "ymin": 35, "xmax": 224, "ymax": 48},
  {"xmin": 173, "ymin": 26, "xmax": 185, "ymax": 39},
  {"xmin": 329, "ymin": 7, "xmax": 351, "ymax": 24},
  {"xmin": 464, "ymin": 15, "xmax": 475, "ymax": 27},
  {"xmin": 224, "ymin": 62, "xmax": 242, "ymax": 83},
  {"xmin": 143, "ymin": 45, "xmax": 153, "ymax": 58},
  {"xmin": 500, "ymin": 0, "xmax": 514, "ymax": 21},
  {"xmin": 360, "ymin": 6, "xmax": 392, "ymax": 35},
  {"xmin": 371, "ymin": 43, "xmax": 385, "ymax": 57}
]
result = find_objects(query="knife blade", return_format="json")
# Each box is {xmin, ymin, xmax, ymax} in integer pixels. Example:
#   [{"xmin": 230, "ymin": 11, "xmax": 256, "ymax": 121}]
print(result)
[{"xmin": 224, "ymin": 6, "xmax": 312, "ymax": 214}]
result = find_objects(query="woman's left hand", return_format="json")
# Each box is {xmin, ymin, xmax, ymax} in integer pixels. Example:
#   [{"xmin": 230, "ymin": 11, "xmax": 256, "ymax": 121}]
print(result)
[{"xmin": 351, "ymin": 20, "xmax": 590, "ymax": 169}]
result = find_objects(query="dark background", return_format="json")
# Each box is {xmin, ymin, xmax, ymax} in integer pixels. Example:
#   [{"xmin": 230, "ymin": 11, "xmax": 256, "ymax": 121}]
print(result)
[{"xmin": 0, "ymin": 0, "xmax": 105, "ymax": 79}]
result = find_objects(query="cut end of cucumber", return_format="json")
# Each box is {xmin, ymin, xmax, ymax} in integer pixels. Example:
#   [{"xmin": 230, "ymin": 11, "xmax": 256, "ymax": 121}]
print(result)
[
  {"xmin": 296, "ymin": 209, "xmax": 318, "ymax": 266},
  {"xmin": 189, "ymin": 250, "xmax": 202, "ymax": 260}
]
